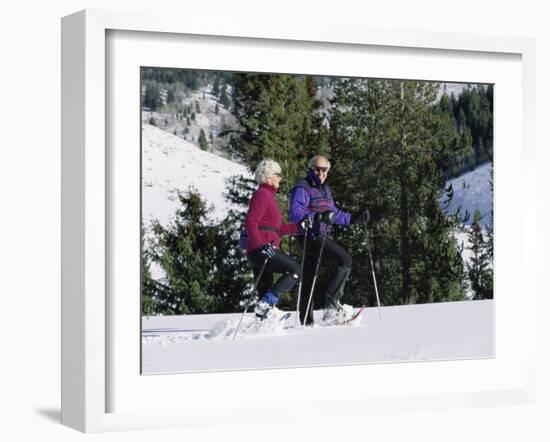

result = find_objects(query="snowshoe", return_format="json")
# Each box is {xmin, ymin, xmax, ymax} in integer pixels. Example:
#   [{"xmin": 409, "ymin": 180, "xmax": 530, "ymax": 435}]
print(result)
[
  {"xmin": 321, "ymin": 304, "xmax": 360, "ymax": 326},
  {"xmin": 254, "ymin": 300, "xmax": 272, "ymax": 319},
  {"xmin": 254, "ymin": 291, "xmax": 279, "ymax": 319}
]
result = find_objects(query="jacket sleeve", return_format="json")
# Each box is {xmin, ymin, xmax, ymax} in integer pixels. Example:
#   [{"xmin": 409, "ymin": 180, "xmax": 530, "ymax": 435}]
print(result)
[
  {"xmin": 289, "ymin": 186, "xmax": 311, "ymax": 223},
  {"xmin": 333, "ymin": 207, "xmax": 352, "ymax": 225},
  {"xmin": 245, "ymin": 192, "xmax": 267, "ymax": 249}
]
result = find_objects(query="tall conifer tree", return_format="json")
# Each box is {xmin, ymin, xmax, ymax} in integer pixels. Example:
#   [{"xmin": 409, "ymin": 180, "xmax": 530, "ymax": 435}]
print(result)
[
  {"xmin": 147, "ymin": 190, "xmax": 249, "ymax": 314},
  {"xmin": 328, "ymin": 78, "xmax": 466, "ymax": 306},
  {"xmin": 466, "ymin": 209, "xmax": 493, "ymax": 300}
]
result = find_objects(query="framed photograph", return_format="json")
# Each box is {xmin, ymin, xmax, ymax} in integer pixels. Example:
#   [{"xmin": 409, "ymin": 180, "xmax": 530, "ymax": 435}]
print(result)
[{"xmin": 62, "ymin": 9, "xmax": 537, "ymax": 433}]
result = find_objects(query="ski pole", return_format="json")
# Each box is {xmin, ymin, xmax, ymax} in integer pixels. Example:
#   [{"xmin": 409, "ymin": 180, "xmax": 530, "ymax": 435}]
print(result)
[
  {"xmin": 294, "ymin": 225, "xmax": 309, "ymax": 328},
  {"xmin": 364, "ymin": 220, "xmax": 382, "ymax": 319},
  {"xmin": 232, "ymin": 255, "xmax": 270, "ymax": 340},
  {"xmin": 303, "ymin": 229, "xmax": 329, "ymax": 326}
]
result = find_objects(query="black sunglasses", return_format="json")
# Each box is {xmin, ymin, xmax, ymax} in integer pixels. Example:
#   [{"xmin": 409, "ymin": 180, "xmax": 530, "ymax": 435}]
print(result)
[{"xmin": 312, "ymin": 166, "xmax": 329, "ymax": 173}]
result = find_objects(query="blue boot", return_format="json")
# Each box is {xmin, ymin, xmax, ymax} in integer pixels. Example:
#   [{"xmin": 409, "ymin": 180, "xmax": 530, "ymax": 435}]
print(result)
[{"xmin": 254, "ymin": 291, "xmax": 279, "ymax": 319}]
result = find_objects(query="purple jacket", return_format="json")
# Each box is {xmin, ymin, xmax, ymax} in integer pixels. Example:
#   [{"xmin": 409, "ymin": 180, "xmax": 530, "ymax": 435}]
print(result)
[{"xmin": 289, "ymin": 170, "xmax": 351, "ymax": 233}]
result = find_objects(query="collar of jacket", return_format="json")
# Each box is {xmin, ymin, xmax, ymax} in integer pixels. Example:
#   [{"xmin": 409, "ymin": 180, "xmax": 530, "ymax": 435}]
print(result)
[
  {"xmin": 307, "ymin": 169, "xmax": 323, "ymax": 187},
  {"xmin": 260, "ymin": 182, "xmax": 278, "ymax": 193}
]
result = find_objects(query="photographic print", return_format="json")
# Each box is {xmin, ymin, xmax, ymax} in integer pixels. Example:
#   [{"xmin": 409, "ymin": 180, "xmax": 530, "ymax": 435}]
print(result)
[{"xmin": 140, "ymin": 68, "xmax": 494, "ymax": 374}]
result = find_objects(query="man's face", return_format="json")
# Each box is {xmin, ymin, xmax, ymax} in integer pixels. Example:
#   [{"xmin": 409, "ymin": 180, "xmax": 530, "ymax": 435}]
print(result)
[{"xmin": 312, "ymin": 159, "xmax": 330, "ymax": 184}]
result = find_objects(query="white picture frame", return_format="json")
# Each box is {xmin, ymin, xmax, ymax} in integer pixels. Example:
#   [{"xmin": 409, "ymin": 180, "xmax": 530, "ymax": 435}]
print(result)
[{"xmin": 61, "ymin": 9, "xmax": 537, "ymax": 433}]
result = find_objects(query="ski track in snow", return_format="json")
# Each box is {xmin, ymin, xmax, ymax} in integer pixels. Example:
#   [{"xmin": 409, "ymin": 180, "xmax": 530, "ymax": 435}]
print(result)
[{"xmin": 142, "ymin": 308, "xmax": 362, "ymax": 346}]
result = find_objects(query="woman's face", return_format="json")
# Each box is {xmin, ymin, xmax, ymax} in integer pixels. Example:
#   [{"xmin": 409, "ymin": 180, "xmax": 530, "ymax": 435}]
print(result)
[{"xmin": 267, "ymin": 171, "xmax": 282, "ymax": 189}]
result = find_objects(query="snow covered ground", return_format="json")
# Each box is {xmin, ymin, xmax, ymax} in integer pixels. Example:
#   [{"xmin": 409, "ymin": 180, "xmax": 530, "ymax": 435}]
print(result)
[{"xmin": 142, "ymin": 299, "xmax": 493, "ymax": 374}]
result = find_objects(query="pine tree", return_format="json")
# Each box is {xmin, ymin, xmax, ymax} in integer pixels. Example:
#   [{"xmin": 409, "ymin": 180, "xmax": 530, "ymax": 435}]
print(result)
[
  {"xmin": 328, "ymin": 78, "xmax": 466, "ymax": 306},
  {"xmin": 147, "ymin": 190, "xmax": 250, "ymax": 314},
  {"xmin": 198, "ymin": 129, "xmax": 208, "ymax": 150},
  {"xmin": 143, "ymin": 81, "xmax": 162, "ymax": 110},
  {"xmin": 167, "ymin": 88, "xmax": 175, "ymax": 104},
  {"xmin": 466, "ymin": 209, "xmax": 493, "ymax": 299},
  {"xmin": 213, "ymin": 75, "xmax": 220, "ymax": 97},
  {"xmin": 220, "ymin": 82, "xmax": 230, "ymax": 108},
  {"xmin": 229, "ymin": 73, "xmax": 328, "ymax": 203},
  {"xmin": 141, "ymin": 227, "xmax": 160, "ymax": 316}
]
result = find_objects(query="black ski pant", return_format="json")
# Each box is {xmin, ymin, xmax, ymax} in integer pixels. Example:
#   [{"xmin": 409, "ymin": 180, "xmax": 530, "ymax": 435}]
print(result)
[
  {"xmin": 247, "ymin": 249, "xmax": 301, "ymax": 300},
  {"xmin": 297, "ymin": 235, "xmax": 352, "ymax": 325}
]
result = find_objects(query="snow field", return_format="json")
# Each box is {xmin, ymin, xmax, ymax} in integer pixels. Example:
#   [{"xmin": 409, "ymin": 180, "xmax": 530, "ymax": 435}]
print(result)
[{"xmin": 141, "ymin": 300, "xmax": 493, "ymax": 374}]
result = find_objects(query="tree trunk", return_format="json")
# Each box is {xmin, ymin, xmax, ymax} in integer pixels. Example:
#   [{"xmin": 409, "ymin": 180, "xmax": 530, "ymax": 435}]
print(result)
[
  {"xmin": 398, "ymin": 82, "xmax": 411, "ymax": 304},
  {"xmin": 400, "ymin": 169, "xmax": 411, "ymax": 304}
]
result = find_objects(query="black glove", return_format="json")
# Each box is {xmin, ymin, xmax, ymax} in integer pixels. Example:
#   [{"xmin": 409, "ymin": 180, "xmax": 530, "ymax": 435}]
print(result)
[
  {"xmin": 257, "ymin": 242, "xmax": 276, "ymax": 258},
  {"xmin": 351, "ymin": 207, "xmax": 370, "ymax": 225},
  {"xmin": 321, "ymin": 210, "xmax": 336, "ymax": 225},
  {"xmin": 298, "ymin": 215, "xmax": 312, "ymax": 232},
  {"xmin": 314, "ymin": 210, "xmax": 335, "ymax": 225},
  {"xmin": 311, "ymin": 210, "xmax": 335, "ymax": 236}
]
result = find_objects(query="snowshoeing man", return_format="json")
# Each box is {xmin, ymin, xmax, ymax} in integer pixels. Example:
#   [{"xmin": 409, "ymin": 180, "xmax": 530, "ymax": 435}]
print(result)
[
  {"xmin": 289, "ymin": 155, "xmax": 369, "ymax": 326},
  {"xmin": 244, "ymin": 159, "xmax": 310, "ymax": 319}
]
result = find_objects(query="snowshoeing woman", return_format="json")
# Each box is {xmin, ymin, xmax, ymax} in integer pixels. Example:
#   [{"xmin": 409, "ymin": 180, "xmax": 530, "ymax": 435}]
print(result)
[{"xmin": 244, "ymin": 159, "xmax": 310, "ymax": 319}]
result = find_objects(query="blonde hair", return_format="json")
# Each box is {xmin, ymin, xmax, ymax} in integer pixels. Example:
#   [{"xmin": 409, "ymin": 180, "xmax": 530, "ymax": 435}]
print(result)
[{"xmin": 254, "ymin": 159, "xmax": 282, "ymax": 184}]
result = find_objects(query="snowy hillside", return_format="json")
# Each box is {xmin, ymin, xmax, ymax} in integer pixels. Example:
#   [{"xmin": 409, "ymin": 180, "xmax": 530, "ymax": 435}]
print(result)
[
  {"xmin": 443, "ymin": 162, "xmax": 493, "ymax": 225},
  {"xmin": 142, "ymin": 123, "xmax": 251, "ymax": 226},
  {"xmin": 142, "ymin": 85, "xmax": 236, "ymax": 154},
  {"xmin": 142, "ymin": 124, "xmax": 251, "ymax": 280},
  {"xmin": 142, "ymin": 299, "xmax": 494, "ymax": 374}
]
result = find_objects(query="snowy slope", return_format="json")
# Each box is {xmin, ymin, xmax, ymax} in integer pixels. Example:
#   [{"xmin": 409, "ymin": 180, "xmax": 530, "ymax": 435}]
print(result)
[
  {"xmin": 443, "ymin": 162, "xmax": 493, "ymax": 225},
  {"xmin": 143, "ymin": 85, "xmax": 237, "ymax": 154},
  {"xmin": 142, "ymin": 300, "xmax": 493, "ymax": 374},
  {"xmin": 142, "ymin": 124, "xmax": 251, "ymax": 279},
  {"xmin": 440, "ymin": 162, "xmax": 493, "ymax": 298},
  {"xmin": 142, "ymin": 123, "xmax": 251, "ymax": 226}
]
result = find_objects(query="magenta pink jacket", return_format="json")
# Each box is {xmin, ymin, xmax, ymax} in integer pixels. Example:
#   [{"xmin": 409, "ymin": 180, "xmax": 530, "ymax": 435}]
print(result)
[{"xmin": 245, "ymin": 183, "xmax": 298, "ymax": 254}]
